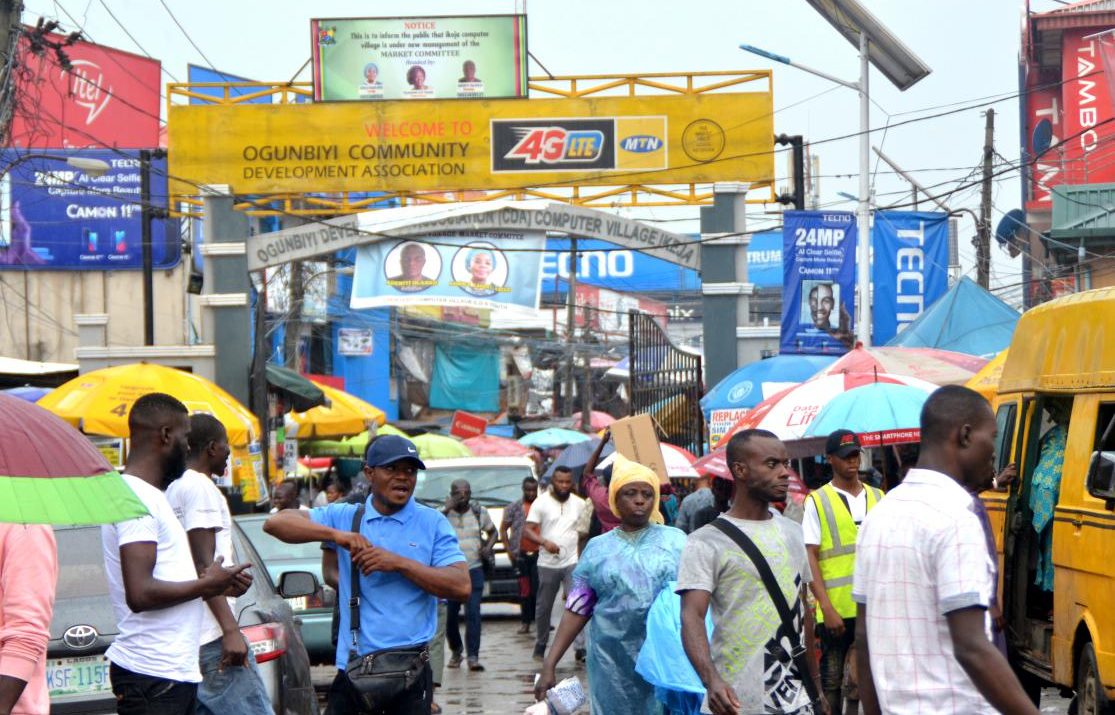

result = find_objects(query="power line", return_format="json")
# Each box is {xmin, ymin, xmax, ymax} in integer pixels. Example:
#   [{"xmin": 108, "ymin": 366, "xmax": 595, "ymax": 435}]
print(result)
[{"xmin": 156, "ymin": 0, "xmax": 217, "ymax": 71}]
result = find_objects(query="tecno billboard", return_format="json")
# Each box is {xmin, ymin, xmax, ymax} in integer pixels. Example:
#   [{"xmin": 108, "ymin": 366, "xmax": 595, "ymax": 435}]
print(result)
[{"xmin": 9, "ymin": 32, "xmax": 161, "ymax": 148}]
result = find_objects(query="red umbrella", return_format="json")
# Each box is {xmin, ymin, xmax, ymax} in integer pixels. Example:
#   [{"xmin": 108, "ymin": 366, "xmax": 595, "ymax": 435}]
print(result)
[
  {"xmin": 816, "ymin": 346, "xmax": 986, "ymax": 386},
  {"xmin": 0, "ymin": 393, "xmax": 147, "ymax": 524},
  {"xmin": 570, "ymin": 411, "xmax": 616, "ymax": 430},
  {"xmin": 462, "ymin": 434, "xmax": 534, "ymax": 458},
  {"xmin": 693, "ymin": 449, "xmax": 730, "ymax": 480}
]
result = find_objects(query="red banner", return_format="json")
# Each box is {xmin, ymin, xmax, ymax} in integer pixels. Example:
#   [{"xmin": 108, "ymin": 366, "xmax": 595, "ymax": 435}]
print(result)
[
  {"xmin": 1061, "ymin": 29, "xmax": 1115, "ymax": 187},
  {"xmin": 9, "ymin": 32, "xmax": 162, "ymax": 149},
  {"xmin": 449, "ymin": 410, "xmax": 487, "ymax": 440},
  {"xmin": 1023, "ymin": 76, "xmax": 1063, "ymax": 211}
]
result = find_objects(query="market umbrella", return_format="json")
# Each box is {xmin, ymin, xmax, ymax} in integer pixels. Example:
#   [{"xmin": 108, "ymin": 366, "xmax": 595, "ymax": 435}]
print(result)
[
  {"xmin": 966, "ymin": 349, "xmax": 1009, "ymax": 402},
  {"xmin": 265, "ymin": 363, "xmax": 327, "ymax": 412},
  {"xmin": 815, "ymin": 346, "xmax": 986, "ymax": 386},
  {"xmin": 716, "ymin": 372, "xmax": 939, "ymax": 447},
  {"xmin": 700, "ymin": 354, "xmax": 838, "ymax": 416},
  {"xmin": 803, "ymin": 382, "xmax": 931, "ymax": 447},
  {"xmin": 519, "ymin": 428, "xmax": 592, "ymax": 450},
  {"xmin": 412, "ymin": 433, "xmax": 473, "ymax": 461},
  {"xmin": 601, "ymin": 443, "xmax": 699, "ymax": 479},
  {"xmin": 286, "ymin": 382, "xmax": 387, "ymax": 439},
  {"xmin": 570, "ymin": 411, "xmax": 616, "ymax": 431},
  {"xmin": 3, "ymin": 386, "xmax": 51, "ymax": 402},
  {"xmin": 304, "ymin": 424, "xmax": 412, "ymax": 458},
  {"xmin": 462, "ymin": 434, "xmax": 533, "ymax": 458},
  {"xmin": 545, "ymin": 438, "xmax": 615, "ymax": 480},
  {"xmin": 693, "ymin": 449, "xmax": 729, "ymax": 479},
  {"xmin": 0, "ymin": 393, "xmax": 147, "ymax": 524}
]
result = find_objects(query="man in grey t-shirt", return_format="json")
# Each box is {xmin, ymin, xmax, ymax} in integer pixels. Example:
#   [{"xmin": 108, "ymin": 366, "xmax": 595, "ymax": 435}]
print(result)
[{"xmin": 678, "ymin": 429, "xmax": 822, "ymax": 715}]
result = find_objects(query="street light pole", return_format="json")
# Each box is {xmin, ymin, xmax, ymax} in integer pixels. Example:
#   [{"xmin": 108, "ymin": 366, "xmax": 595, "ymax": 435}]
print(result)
[
  {"xmin": 856, "ymin": 31, "xmax": 872, "ymax": 346},
  {"xmin": 140, "ymin": 148, "xmax": 167, "ymax": 346}
]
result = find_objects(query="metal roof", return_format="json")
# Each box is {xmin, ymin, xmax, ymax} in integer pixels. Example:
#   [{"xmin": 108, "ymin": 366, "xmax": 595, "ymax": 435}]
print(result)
[{"xmin": 1051, "ymin": 183, "xmax": 1115, "ymax": 237}]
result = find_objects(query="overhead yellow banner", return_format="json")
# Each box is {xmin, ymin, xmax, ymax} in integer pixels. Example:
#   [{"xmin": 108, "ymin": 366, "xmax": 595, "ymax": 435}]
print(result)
[{"xmin": 168, "ymin": 91, "xmax": 773, "ymax": 195}]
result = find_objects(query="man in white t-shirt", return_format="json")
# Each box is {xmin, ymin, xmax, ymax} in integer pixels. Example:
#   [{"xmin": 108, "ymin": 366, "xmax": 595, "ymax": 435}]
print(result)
[
  {"xmin": 102, "ymin": 393, "xmax": 252, "ymax": 715},
  {"xmin": 523, "ymin": 466, "xmax": 587, "ymax": 661},
  {"xmin": 166, "ymin": 414, "xmax": 271, "ymax": 715}
]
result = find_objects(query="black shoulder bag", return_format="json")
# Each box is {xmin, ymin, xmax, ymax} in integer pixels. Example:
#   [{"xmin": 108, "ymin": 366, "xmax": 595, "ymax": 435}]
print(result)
[
  {"xmin": 342, "ymin": 504, "xmax": 431, "ymax": 711},
  {"xmin": 710, "ymin": 518, "xmax": 822, "ymax": 707}
]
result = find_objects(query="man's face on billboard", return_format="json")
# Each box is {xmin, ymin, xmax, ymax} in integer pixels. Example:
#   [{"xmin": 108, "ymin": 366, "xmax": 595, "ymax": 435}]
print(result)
[
  {"xmin": 809, "ymin": 284, "xmax": 835, "ymax": 328},
  {"xmin": 400, "ymin": 245, "xmax": 426, "ymax": 279}
]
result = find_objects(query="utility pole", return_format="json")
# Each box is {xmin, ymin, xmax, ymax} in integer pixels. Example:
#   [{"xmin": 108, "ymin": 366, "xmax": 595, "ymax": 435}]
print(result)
[
  {"xmin": 564, "ymin": 237, "xmax": 577, "ymax": 417},
  {"xmin": 140, "ymin": 148, "xmax": 168, "ymax": 346},
  {"xmin": 0, "ymin": 1, "xmax": 23, "ymax": 145},
  {"xmin": 284, "ymin": 260, "xmax": 303, "ymax": 369},
  {"xmin": 978, "ymin": 109, "xmax": 995, "ymax": 289}
]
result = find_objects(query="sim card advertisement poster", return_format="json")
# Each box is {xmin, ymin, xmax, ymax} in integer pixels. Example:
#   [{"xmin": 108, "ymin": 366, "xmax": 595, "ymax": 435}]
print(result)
[
  {"xmin": 780, "ymin": 211, "xmax": 857, "ymax": 356},
  {"xmin": 0, "ymin": 150, "xmax": 179, "ymax": 271}
]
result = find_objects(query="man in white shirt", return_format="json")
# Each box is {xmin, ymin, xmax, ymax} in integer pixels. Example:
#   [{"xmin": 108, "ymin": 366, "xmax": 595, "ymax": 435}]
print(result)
[
  {"xmin": 102, "ymin": 393, "xmax": 252, "ymax": 715},
  {"xmin": 166, "ymin": 414, "xmax": 272, "ymax": 715},
  {"xmin": 523, "ymin": 466, "xmax": 587, "ymax": 661},
  {"xmin": 853, "ymin": 385, "xmax": 1039, "ymax": 715}
]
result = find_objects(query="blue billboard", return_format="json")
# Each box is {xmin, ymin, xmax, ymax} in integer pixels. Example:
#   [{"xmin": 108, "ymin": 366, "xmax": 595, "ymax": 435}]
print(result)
[
  {"xmin": 780, "ymin": 211, "xmax": 857, "ymax": 355},
  {"xmin": 0, "ymin": 150, "xmax": 178, "ymax": 271},
  {"xmin": 872, "ymin": 211, "xmax": 950, "ymax": 344},
  {"xmin": 747, "ymin": 230, "xmax": 783, "ymax": 288},
  {"xmin": 541, "ymin": 237, "xmax": 699, "ymax": 293}
]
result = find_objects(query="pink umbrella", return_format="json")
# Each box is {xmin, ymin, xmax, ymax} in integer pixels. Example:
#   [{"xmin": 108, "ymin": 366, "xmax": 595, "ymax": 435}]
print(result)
[
  {"xmin": 570, "ymin": 411, "xmax": 616, "ymax": 430},
  {"xmin": 816, "ymin": 346, "xmax": 986, "ymax": 386},
  {"xmin": 693, "ymin": 449, "xmax": 729, "ymax": 479},
  {"xmin": 661, "ymin": 443, "xmax": 699, "ymax": 478},
  {"xmin": 462, "ymin": 434, "xmax": 533, "ymax": 458},
  {"xmin": 715, "ymin": 371, "xmax": 939, "ymax": 448}
]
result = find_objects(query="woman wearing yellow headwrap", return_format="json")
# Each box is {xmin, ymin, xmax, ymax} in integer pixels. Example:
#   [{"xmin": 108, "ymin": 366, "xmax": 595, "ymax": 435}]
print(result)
[{"xmin": 535, "ymin": 453, "xmax": 686, "ymax": 714}]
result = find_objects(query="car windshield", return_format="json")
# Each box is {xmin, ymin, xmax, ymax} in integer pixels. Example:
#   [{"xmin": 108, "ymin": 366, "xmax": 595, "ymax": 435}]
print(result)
[
  {"xmin": 55, "ymin": 526, "xmax": 109, "ymax": 598},
  {"xmin": 415, "ymin": 466, "xmax": 530, "ymax": 507},
  {"xmin": 236, "ymin": 518, "xmax": 323, "ymax": 562}
]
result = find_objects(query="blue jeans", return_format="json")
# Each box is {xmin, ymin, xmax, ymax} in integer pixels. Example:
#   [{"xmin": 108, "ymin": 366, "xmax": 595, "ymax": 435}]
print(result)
[
  {"xmin": 197, "ymin": 636, "xmax": 273, "ymax": 715},
  {"xmin": 446, "ymin": 566, "xmax": 484, "ymax": 658}
]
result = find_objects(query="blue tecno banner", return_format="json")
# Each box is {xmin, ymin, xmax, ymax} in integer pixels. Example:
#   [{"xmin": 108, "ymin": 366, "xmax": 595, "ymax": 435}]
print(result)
[
  {"xmin": 0, "ymin": 150, "xmax": 178, "ymax": 271},
  {"xmin": 351, "ymin": 231, "xmax": 546, "ymax": 310},
  {"xmin": 541, "ymin": 237, "xmax": 699, "ymax": 293},
  {"xmin": 747, "ymin": 230, "xmax": 783, "ymax": 288},
  {"xmin": 780, "ymin": 211, "xmax": 857, "ymax": 355},
  {"xmin": 872, "ymin": 211, "xmax": 949, "ymax": 344}
]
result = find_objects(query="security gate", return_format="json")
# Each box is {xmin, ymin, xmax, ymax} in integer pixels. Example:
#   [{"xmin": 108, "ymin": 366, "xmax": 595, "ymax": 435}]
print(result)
[{"xmin": 628, "ymin": 312, "xmax": 705, "ymax": 456}]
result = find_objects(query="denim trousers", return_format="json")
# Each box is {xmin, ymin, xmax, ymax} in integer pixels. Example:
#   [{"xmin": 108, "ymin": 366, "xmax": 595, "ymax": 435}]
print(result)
[
  {"xmin": 819, "ymin": 617, "xmax": 857, "ymax": 715},
  {"xmin": 446, "ymin": 566, "xmax": 485, "ymax": 658},
  {"xmin": 110, "ymin": 663, "xmax": 197, "ymax": 715},
  {"xmin": 196, "ymin": 635, "xmax": 273, "ymax": 715}
]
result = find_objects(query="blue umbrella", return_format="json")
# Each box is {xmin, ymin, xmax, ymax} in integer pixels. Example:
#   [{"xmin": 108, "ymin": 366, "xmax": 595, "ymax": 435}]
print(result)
[
  {"xmin": 2, "ymin": 386, "xmax": 51, "ymax": 403},
  {"xmin": 543, "ymin": 438, "xmax": 615, "ymax": 480},
  {"xmin": 802, "ymin": 382, "xmax": 931, "ymax": 445},
  {"xmin": 519, "ymin": 427, "xmax": 592, "ymax": 450},
  {"xmin": 701, "ymin": 355, "xmax": 837, "ymax": 417}
]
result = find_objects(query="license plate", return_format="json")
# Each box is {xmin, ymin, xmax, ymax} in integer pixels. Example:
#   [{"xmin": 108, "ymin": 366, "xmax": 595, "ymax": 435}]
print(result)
[{"xmin": 47, "ymin": 655, "xmax": 110, "ymax": 697}]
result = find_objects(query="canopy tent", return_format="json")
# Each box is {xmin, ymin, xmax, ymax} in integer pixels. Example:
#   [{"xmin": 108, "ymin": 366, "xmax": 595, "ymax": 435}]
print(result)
[
  {"xmin": 886, "ymin": 277, "xmax": 1019, "ymax": 359},
  {"xmin": 265, "ymin": 364, "xmax": 327, "ymax": 412}
]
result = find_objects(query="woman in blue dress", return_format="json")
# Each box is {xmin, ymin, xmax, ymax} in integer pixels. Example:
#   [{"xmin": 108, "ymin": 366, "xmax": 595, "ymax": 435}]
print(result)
[{"xmin": 534, "ymin": 453, "xmax": 687, "ymax": 714}]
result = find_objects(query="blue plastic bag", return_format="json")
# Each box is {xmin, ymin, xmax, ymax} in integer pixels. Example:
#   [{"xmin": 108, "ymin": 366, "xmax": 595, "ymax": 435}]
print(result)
[{"xmin": 635, "ymin": 581, "xmax": 713, "ymax": 715}]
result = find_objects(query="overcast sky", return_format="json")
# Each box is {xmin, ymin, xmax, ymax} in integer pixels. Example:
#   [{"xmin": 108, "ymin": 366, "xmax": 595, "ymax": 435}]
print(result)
[{"xmin": 21, "ymin": 0, "xmax": 1071, "ymax": 300}]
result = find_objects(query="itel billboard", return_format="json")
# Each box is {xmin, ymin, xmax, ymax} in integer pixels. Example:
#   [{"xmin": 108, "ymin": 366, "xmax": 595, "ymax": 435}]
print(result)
[{"xmin": 9, "ymin": 32, "xmax": 161, "ymax": 149}]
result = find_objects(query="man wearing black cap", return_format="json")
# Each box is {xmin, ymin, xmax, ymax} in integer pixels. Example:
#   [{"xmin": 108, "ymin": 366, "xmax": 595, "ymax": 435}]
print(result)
[
  {"xmin": 264, "ymin": 435, "xmax": 470, "ymax": 715},
  {"xmin": 803, "ymin": 429, "xmax": 883, "ymax": 715}
]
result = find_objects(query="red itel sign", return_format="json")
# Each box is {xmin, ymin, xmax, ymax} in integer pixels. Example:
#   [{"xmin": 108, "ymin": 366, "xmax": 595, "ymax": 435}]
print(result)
[
  {"xmin": 9, "ymin": 32, "xmax": 161, "ymax": 149},
  {"xmin": 1061, "ymin": 29, "xmax": 1115, "ymax": 187}
]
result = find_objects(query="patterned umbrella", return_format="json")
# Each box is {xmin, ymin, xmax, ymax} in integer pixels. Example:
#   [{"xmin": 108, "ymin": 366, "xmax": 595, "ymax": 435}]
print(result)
[
  {"xmin": 816, "ymin": 346, "xmax": 986, "ymax": 386},
  {"xmin": 0, "ymin": 393, "xmax": 147, "ymax": 524}
]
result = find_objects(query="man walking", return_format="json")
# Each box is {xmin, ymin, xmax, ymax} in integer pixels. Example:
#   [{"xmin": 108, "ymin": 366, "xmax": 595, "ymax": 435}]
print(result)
[
  {"xmin": 441, "ymin": 479, "xmax": 496, "ymax": 671},
  {"xmin": 0, "ymin": 522, "xmax": 57, "ymax": 715},
  {"xmin": 166, "ymin": 414, "xmax": 272, "ymax": 715},
  {"xmin": 853, "ymin": 386, "xmax": 1039, "ymax": 715},
  {"xmin": 803, "ymin": 429, "xmax": 883, "ymax": 715},
  {"xmin": 501, "ymin": 477, "xmax": 539, "ymax": 634},
  {"xmin": 676, "ymin": 473, "xmax": 715, "ymax": 534},
  {"xmin": 678, "ymin": 429, "xmax": 822, "ymax": 715},
  {"xmin": 102, "ymin": 393, "xmax": 252, "ymax": 715},
  {"xmin": 264, "ymin": 434, "xmax": 469, "ymax": 715},
  {"xmin": 523, "ymin": 466, "xmax": 587, "ymax": 661}
]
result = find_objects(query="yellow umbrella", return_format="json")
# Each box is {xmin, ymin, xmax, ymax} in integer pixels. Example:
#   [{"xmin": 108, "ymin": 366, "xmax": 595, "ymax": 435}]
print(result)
[
  {"xmin": 966, "ymin": 349, "xmax": 1009, "ymax": 402},
  {"xmin": 286, "ymin": 382, "xmax": 387, "ymax": 439}
]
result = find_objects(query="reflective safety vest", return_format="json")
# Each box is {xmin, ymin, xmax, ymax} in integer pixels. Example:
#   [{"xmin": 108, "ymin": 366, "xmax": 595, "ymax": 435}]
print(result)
[{"xmin": 811, "ymin": 481, "xmax": 883, "ymax": 621}]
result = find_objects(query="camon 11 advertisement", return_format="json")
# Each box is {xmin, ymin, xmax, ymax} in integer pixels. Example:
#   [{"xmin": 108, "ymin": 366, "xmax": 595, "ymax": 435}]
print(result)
[
  {"xmin": 312, "ymin": 15, "xmax": 528, "ymax": 101},
  {"xmin": 780, "ymin": 211, "xmax": 857, "ymax": 355}
]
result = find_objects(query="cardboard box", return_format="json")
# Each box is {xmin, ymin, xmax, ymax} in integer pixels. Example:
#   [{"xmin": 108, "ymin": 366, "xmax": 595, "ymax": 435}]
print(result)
[
  {"xmin": 610, "ymin": 413, "xmax": 668, "ymax": 483},
  {"xmin": 449, "ymin": 410, "xmax": 487, "ymax": 440}
]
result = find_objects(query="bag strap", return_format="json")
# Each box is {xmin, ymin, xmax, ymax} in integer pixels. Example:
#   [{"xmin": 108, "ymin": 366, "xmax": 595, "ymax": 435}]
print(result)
[
  {"xmin": 710, "ymin": 518, "xmax": 821, "ymax": 705},
  {"xmin": 348, "ymin": 503, "xmax": 365, "ymax": 655}
]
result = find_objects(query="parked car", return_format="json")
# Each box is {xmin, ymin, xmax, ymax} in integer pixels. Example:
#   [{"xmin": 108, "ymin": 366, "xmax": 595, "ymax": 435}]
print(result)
[
  {"xmin": 47, "ymin": 523, "xmax": 319, "ymax": 714},
  {"xmin": 235, "ymin": 513, "xmax": 337, "ymax": 666},
  {"xmin": 413, "ymin": 456, "xmax": 537, "ymax": 603}
]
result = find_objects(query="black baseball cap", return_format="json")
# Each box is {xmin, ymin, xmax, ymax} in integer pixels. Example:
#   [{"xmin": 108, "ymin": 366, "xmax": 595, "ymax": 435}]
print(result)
[
  {"xmin": 826, "ymin": 429, "xmax": 862, "ymax": 458},
  {"xmin": 364, "ymin": 435, "xmax": 426, "ymax": 470}
]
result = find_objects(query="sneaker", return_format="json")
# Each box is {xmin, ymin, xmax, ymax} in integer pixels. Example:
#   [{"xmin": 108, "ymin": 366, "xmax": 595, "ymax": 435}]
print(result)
[
  {"xmin": 532, "ymin": 644, "xmax": 546, "ymax": 661},
  {"xmin": 575, "ymin": 648, "xmax": 587, "ymax": 663},
  {"xmin": 448, "ymin": 651, "xmax": 463, "ymax": 668},
  {"xmin": 468, "ymin": 658, "xmax": 485, "ymax": 672}
]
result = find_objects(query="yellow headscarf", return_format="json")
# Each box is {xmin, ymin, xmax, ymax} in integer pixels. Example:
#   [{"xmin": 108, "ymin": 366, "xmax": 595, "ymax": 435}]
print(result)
[{"xmin": 608, "ymin": 453, "xmax": 665, "ymax": 524}]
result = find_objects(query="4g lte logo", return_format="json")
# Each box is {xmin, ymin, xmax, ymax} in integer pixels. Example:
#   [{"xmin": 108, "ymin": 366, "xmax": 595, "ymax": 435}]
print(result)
[
  {"xmin": 492, "ymin": 118, "xmax": 616, "ymax": 172},
  {"xmin": 506, "ymin": 128, "xmax": 605, "ymax": 164}
]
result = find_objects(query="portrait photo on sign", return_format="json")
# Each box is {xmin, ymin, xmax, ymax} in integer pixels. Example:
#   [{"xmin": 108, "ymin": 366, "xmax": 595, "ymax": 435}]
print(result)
[
  {"xmin": 384, "ymin": 241, "xmax": 441, "ymax": 293},
  {"xmin": 801, "ymin": 280, "xmax": 841, "ymax": 331},
  {"xmin": 450, "ymin": 242, "xmax": 509, "ymax": 297}
]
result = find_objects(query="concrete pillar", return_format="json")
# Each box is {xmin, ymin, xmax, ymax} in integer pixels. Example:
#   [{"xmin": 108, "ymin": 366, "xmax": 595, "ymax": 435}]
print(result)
[
  {"xmin": 699, "ymin": 183, "xmax": 753, "ymax": 389},
  {"xmin": 200, "ymin": 186, "xmax": 251, "ymax": 405}
]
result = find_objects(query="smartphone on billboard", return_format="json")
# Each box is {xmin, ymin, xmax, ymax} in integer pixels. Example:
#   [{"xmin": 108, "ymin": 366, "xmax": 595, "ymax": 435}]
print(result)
[
  {"xmin": 82, "ymin": 228, "xmax": 99, "ymax": 253},
  {"xmin": 114, "ymin": 229, "xmax": 127, "ymax": 253}
]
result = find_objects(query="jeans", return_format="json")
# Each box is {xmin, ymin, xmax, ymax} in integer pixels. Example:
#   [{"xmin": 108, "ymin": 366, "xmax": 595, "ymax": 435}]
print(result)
[
  {"xmin": 324, "ymin": 663, "xmax": 432, "ymax": 715},
  {"xmin": 446, "ymin": 566, "xmax": 484, "ymax": 658},
  {"xmin": 196, "ymin": 636, "xmax": 273, "ymax": 715},
  {"xmin": 535, "ymin": 564, "xmax": 575, "ymax": 649},
  {"xmin": 819, "ymin": 617, "xmax": 857, "ymax": 715},
  {"xmin": 516, "ymin": 552, "xmax": 539, "ymax": 625},
  {"xmin": 110, "ymin": 663, "xmax": 197, "ymax": 715}
]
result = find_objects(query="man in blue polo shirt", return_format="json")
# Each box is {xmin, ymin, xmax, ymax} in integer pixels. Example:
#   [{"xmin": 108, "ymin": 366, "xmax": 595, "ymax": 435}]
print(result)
[{"xmin": 264, "ymin": 435, "xmax": 470, "ymax": 715}]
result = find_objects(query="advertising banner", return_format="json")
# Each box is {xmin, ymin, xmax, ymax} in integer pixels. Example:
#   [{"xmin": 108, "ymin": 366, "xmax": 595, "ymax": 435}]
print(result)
[
  {"xmin": 1062, "ymin": 29, "xmax": 1115, "ymax": 186},
  {"xmin": 10, "ymin": 34, "xmax": 161, "ymax": 149},
  {"xmin": 574, "ymin": 284, "xmax": 667, "ymax": 335},
  {"xmin": 351, "ymin": 230, "xmax": 545, "ymax": 310},
  {"xmin": 708, "ymin": 408, "xmax": 748, "ymax": 450},
  {"xmin": 168, "ymin": 91, "xmax": 775, "ymax": 195},
  {"xmin": 542, "ymin": 237, "xmax": 700, "ymax": 293},
  {"xmin": 871, "ymin": 211, "xmax": 950, "ymax": 344},
  {"xmin": 312, "ymin": 15, "xmax": 527, "ymax": 102},
  {"xmin": 779, "ymin": 211, "xmax": 856, "ymax": 355},
  {"xmin": 746, "ymin": 230, "xmax": 783, "ymax": 288},
  {"xmin": 0, "ymin": 150, "xmax": 179, "ymax": 270},
  {"xmin": 338, "ymin": 327, "xmax": 374, "ymax": 355}
]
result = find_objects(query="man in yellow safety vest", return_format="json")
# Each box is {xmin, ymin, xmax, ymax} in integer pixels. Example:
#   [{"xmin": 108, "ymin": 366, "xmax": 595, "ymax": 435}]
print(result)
[{"xmin": 804, "ymin": 429, "xmax": 883, "ymax": 715}]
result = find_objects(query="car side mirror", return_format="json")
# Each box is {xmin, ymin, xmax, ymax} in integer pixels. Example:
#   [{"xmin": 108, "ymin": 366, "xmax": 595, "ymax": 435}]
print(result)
[
  {"xmin": 1086, "ymin": 451, "xmax": 1115, "ymax": 503},
  {"xmin": 278, "ymin": 570, "xmax": 318, "ymax": 599}
]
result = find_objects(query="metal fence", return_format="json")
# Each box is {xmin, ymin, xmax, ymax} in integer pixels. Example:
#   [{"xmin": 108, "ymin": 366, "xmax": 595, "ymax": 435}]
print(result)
[{"xmin": 628, "ymin": 311, "xmax": 705, "ymax": 456}]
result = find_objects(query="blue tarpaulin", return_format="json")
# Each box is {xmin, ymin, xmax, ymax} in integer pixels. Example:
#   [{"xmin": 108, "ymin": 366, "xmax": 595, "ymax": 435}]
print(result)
[
  {"xmin": 886, "ymin": 277, "xmax": 1019, "ymax": 358},
  {"xmin": 429, "ymin": 343, "xmax": 501, "ymax": 413}
]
